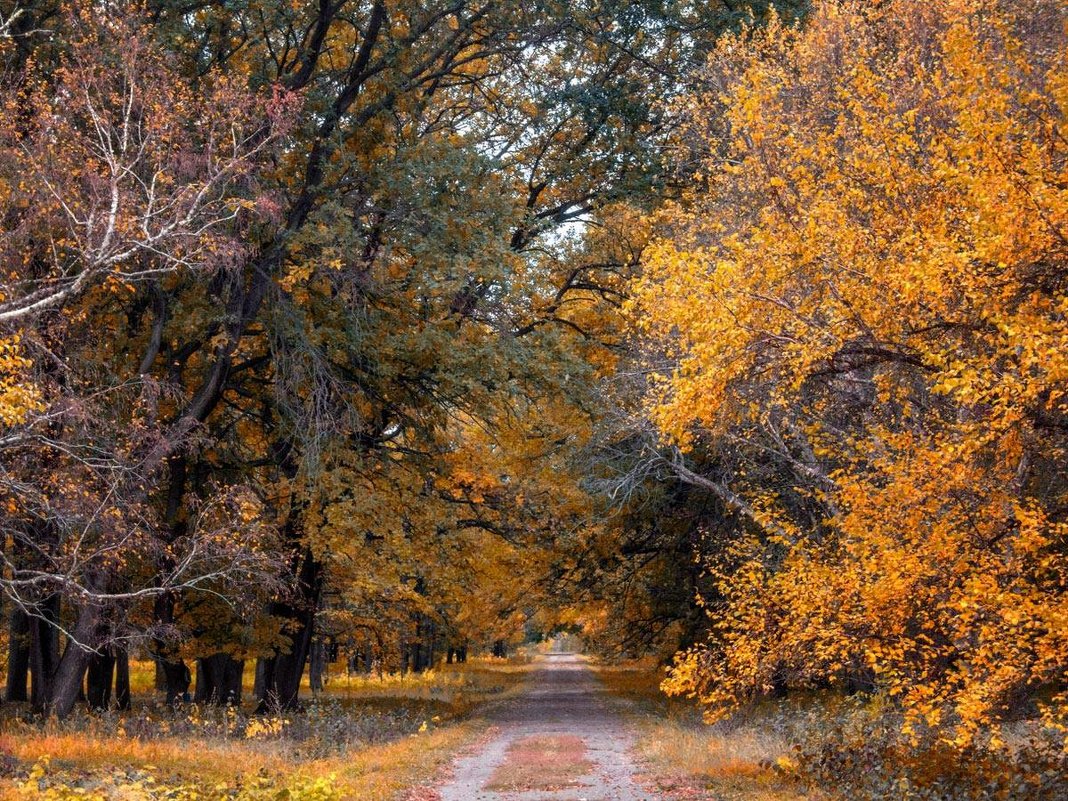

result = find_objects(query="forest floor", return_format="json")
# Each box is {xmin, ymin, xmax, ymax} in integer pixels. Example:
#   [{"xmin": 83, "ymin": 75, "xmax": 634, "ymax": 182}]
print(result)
[
  {"xmin": 593, "ymin": 660, "xmax": 822, "ymax": 801},
  {"xmin": 0, "ymin": 658, "xmax": 533, "ymax": 800},
  {"xmin": 2, "ymin": 655, "xmax": 827, "ymax": 800}
]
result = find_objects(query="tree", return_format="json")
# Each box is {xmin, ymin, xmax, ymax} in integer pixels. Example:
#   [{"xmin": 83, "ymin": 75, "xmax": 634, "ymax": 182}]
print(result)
[
  {"xmin": 632, "ymin": 0, "xmax": 1068, "ymax": 745},
  {"xmin": 0, "ymin": 7, "xmax": 290, "ymax": 717}
]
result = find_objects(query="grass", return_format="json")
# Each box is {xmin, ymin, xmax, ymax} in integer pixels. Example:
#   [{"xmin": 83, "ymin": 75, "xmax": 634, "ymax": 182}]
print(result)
[
  {"xmin": 0, "ymin": 657, "xmax": 532, "ymax": 800},
  {"xmin": 592, "ymin": 659, "xmax": 824, "ymax": 801}
]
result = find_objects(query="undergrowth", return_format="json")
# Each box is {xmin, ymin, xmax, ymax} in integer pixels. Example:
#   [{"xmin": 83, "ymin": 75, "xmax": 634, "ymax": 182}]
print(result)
[
  {"xmin": 594, "ymin": 659, "xmax": 1067, "ymax": 801},
  {"xmin": 0, "ymin": 658, "xmax": 529, "ymax": 800}
]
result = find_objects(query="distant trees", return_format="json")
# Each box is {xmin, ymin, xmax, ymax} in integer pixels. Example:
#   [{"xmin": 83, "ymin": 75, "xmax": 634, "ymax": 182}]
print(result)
[{"xmin": 633, "ymin": 0, "xmax": 1068, "ymax": 745}]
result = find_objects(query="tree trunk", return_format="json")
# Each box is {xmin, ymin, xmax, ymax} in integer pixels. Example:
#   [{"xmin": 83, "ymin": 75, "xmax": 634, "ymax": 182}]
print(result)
[
  {"xmin": 154, "ymin": 456, "xmax": 190, "ymax": 704},
  {"xmin": 253, "ymin": 656, "xmax": 266, "ymax": 700},
  {"xmin": 86, "ymin": 649, "xmax": 116, "ymax": 710},
  {"xmin": 114, "ymin": 647, "xmax": 131, "ymax": 710},
  {"xmin": 309, "ymin": 638, "xmax": 325, "ymax": 693},
  {"xmin": 195, "ymin": 653, "xmax": 244, "ymax": 705},
  {"xmin": 427, "ymin": 621, "xmax": 436, "ymax": 669},
  {"xmin": 28, "ymin": 595, "xmax": 60, "ymax": 714},
  {"xmin": 255, "ymin": 547, "xmax": 321, "ymax": 712},
  {"xmin": 48, "ymin": 589, "xmax": 103, "ymax": 719},
  {"xmin": 156, "ymin": 657, "xmax": 191, "ymax": 705},
  {"xmin": 5, "ymin": 608, "xmax": 30, "ymax": 702}
]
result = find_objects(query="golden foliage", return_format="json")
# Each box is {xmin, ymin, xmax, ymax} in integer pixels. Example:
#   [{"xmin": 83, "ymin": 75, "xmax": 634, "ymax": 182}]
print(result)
[
  {"xmin": 0, "ymin": 335, "xmax": 41, "ymax": 426},
  {"xmin": 634, "ymin": 0, "xmax": 1068, "ymax": 743}
]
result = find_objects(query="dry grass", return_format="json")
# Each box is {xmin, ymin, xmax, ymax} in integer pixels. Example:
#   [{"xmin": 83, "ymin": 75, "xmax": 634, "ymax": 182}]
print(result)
[
  {"xmin": 0, "ymin": 723, "xmax": 475, "ymax": 799},
  {"xmin": 484, "ymin": 734, "xmax": 592, "ymax": 792},
  {"xmin": 593, "ymin": 659, "xmax": 823, "ymax": 801},
  {"xmin": 0, "ymin": 657, "xmax": 532, "ymax": 800}
]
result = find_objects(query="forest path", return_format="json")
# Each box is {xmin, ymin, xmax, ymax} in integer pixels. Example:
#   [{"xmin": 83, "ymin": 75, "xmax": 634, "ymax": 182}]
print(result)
[{"xmin": 435, "ymin": 653, "xmax": 651, "ymax": 801}]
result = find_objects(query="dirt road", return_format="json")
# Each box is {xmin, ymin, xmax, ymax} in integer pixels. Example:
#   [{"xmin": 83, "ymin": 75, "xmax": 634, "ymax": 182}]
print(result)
[{"xmin": 436, "ymin": 653, "xmax": 651, "ymax": 800}]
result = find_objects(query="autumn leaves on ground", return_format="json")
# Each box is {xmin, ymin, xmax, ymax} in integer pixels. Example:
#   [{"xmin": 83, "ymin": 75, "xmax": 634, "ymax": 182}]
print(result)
[{"xmin": 1, "ymin": 0, "xmax": 1067, "ymax": 799}]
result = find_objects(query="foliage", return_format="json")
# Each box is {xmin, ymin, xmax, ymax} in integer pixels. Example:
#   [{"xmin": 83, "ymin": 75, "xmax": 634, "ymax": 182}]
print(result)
[
  {"xmin": 633, "ymin": 0, "xmax": 1068, "ymax": 747},
  {"xmin": 798, "ymin": 718, "xmax": 1068, "ymax": 801},
  {"xmin": 0, "ymin": 0, "xmax": 729, "ymax": 716},
  {"xmin": 0, "ymin": 335, "xmax": 40, "ymax": 425}
]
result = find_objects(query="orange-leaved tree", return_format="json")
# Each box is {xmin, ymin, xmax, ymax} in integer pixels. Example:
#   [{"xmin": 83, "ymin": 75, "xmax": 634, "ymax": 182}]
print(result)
[{"xmin": 632, "ymin": 0, "xmax": 1068, "ymax": 745}]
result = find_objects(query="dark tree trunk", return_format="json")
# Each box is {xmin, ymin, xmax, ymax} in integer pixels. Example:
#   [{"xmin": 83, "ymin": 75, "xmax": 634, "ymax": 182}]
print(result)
[
  {"xmin": 427, "ymin": 621, "xmax": 436, "ymax": 669},
  {"xmin": 364, "ymin": 640, "xmax": 373, "ymax": 674},
  {"xmin": 195, "ymin": 653, "xmax": 244, "ymax": 705},
  {"xmin": 309, "ymin": 638, "xmax": 325, "ymax": 693},
  {"xmin": 28, "ymin": 595, "xmax": 60, "ymax": 713},
  {"xmin": 156, "ymin": 657, "xmax": 191, "ymax": 705},
  {"xmin": 86, "ymin": 649, "xmax": 116, "ymax": 710},
  {"xmin": 446, "ymin": 646, "xmax": 454, "ymax": 665},
  {"xmin": 255, "ymin": 547, "xmax": 322, "ymax": 712},
  {"xmin": 457, "ymin": 642, "xmax": 467, "ymax": 663},
  {"xmin": 153, "ymin": 456, "xmax": 190, "ymax": 704},
  {"xmin": 48, "ymin": 589, "xmax": 103, "ymax": 719},
  {"xmin": 492, "ymin": 639, "xmax": 507, "ymax": 658},
  {"xmin": 114, "ymin": 647, "xmax": 131, "ymax": 710},
  {"xmin": 5, "ymin": 608, "xmax": 30, "ymax": 702}
]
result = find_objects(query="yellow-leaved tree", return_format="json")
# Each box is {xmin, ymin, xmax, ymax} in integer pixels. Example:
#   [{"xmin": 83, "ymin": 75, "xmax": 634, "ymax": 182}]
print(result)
[{"xmin": 632, "ymin": 0, "xmax": 1068, "ymax": 746}]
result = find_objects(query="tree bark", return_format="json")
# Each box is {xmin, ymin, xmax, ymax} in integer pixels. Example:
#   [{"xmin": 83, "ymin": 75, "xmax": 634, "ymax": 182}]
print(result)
[
  {"xmin": 5, "ymin": 608, "xmax": 30, "ymax": 702},
  {"xmin": 28, "ymin": 595, "xmax": 60, "ymax": 713},
  {"xmin": 86, "ymin": 648, "xmax": 116, "ymax": 709},
  {"xmin": 156, "ymin": 658, "xmax": 191, "ymax": 705},
  {"xmin": 309, "ymin": 638, "xmax": 325, "ymax": 693},
  {"xmin": 194, "ymin": 653, "xmax": 244, "ymax": 705},
  {"xmin": 114, "ymin": 647, "xmax": 131, "ymax": 710},
  {"xmin": 255, "ymin": 547, "xmax": 321, "ymax": 712},
  {"xmin": 48, "ymin": 589, "xmax": 103, "ymax": 719},
  {"xmin": 253, "ymin": 656, "xmax": 266, "ymax": 700},
  {"xmin": 153, "ymin": 456, "xmax": 191, "ymax": 704}
]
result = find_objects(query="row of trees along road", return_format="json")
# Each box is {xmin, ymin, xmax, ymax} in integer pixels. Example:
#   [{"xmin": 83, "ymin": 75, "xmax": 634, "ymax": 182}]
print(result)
[{"xmin": 0, "ymin": 0, "xmax": 804, "ymax": 718}]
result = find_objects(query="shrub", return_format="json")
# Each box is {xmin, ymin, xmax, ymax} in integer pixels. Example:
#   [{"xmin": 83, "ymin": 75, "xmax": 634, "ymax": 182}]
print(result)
[{"xmin": 798, "ymin": 720, "xmax": 1068, "ymax": 800}]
